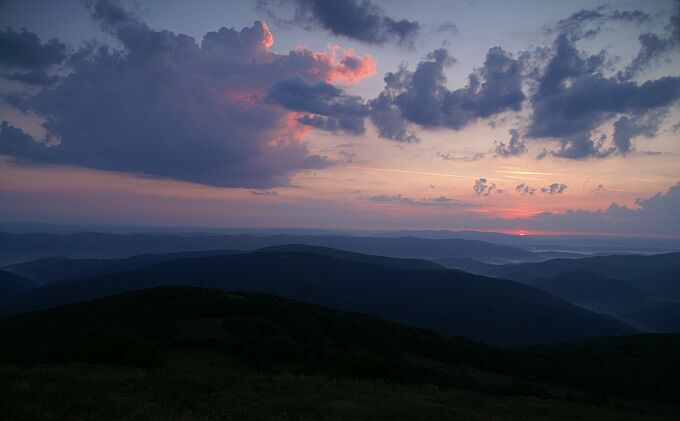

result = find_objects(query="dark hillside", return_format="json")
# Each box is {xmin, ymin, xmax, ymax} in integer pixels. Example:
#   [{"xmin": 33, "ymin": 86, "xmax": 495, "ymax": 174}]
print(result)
[{"xmin": 4, "ymin": 251, "xmax": 634, "ymax": 346}]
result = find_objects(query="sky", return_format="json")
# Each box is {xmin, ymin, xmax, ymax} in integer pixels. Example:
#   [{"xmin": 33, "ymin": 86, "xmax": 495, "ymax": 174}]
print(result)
[{"xmin": 0, "ymin": 0, "xmax": 679, "ymax": 236}]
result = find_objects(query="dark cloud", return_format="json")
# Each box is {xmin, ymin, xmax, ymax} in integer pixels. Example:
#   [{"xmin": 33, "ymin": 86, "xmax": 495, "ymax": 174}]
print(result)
[
  {"xmin": 433, "ymin": 22, "xmax": 459, "ymax": 36},
  {"xmin": 0, "ymin": 120, "xmax": 48, "ymax": 155},
  {"xmin": 612, "ymin": 111, "xmax": 665, "ymax": 154},
  {"xmin": 367, "ymin": 194, "xmax": 415, "ymax": 204},
  {"xmin": 250, "ymin": 190, "xmax": 278, "ymax": 196},
  {"xmin": 528, "ymin": 182, "xmax": 680, "ymax": 236},
  {"xmin": 515, "ymin": 183, "xmax": 537, "ymax": 195},
  {"xmin": 515, "ymin": 182, "xmax": 567, "ymax": 195},
  {"xmin": 257, "ymin": 0, "xmax": 419, "ymax": 46},
  {"xmin": 368, "ymin": 72, "xmax": 420, "ymax": 142},
  {"xmin": 0, "ymin": 28, "xmax": 66, "ymax": 68},
  {"xmin": 0, "ymin": 1, "xmax": 398, "ymax": 187},
  {"xmin": 370, "ymin": 47, "xmax": 524, "ymax": 141},
  {"xmin": 0, "ymin": 27, "xmax": 67, "ymax": 85},
  {"xmin": 473, "ymin": 178, "xmax": 501, "ymax": 196},
  {"xmin": 608, "ymin": 10, "xmax": 651, "ymax": 23},
  {"xmin": 633, "ymin": 182, "xmax": 680, "ymax": 218},
  {"xmin": 526, "ymin": 33, "xmax": 680, "ymax": 158},
  {"xmin": 268, "ymin": 76, "xmax": 368, "ymax": 135},
  {"xmin": 553, "ymin": 5, "xmax": 649, "ymax": 41},
  {"xmin": 623, "ymin": 0, "xmax": 680, "ymax": 78},
  {"xmin": 429, "ymin": 196, "xmax": 455, "ymax": 203},
  {"xmin": 2, "ymin": 93, "xmax": 31, "ymax": 112},
  {"xmin": 551, "ymin": 134, "xmax": 611, "ymax": 159},
  {"xmin": 493, "ymin": 128, "xmax": 526, "ymax": 157},
  {"xmin": 553, "ymin": 7, "xmax": 607, "ymax": 40},
  {"xmin": 366, "ymin": 193, "xmax": 466, "ymax": 207},
  {"xmin": 437, "ymin": 151, "xmax": 485, "ymax": 162},
  {"xmin": 541, "ymin": 183, "xmax": 568, "ymax": 194}
]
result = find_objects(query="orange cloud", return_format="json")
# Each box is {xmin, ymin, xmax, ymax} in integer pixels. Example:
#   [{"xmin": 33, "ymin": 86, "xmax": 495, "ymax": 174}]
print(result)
[
  {"xmin": 267, "ymin": 111, "xmax": 313, "ymax": 147},
  {"xmin": 261, "ymin": 21, "xmax": 274, "ymax": 48},
  {"xmin": 295, "ymin": 44, "xmax": 377, "ymax": 85}
]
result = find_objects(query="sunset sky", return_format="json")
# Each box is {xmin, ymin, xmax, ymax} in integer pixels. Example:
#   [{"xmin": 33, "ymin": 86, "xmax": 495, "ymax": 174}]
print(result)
[{"xmin": 0, "ymin": 0, "xmax": 679, "ymax": 236}]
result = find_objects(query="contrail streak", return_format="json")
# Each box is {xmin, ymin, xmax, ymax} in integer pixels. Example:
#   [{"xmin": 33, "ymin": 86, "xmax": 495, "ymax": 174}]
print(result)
[
  {"xmin": 495, "ymin": 170, "xmax": 566, "ymax": 176},
  {"xmin": 504, "ymin": 175, "xmax": 545, "ymax": 181},
  {"xmin": 345, "ymin": 166, "xmax": 509, "ymax": 182}
]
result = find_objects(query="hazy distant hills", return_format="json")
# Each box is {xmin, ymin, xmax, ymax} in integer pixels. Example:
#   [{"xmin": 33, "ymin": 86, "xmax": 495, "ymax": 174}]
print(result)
[
  {"xmin": 0, "ymin": 270, "xmax": 35, "ymax": 302},
  {"xmin": 0, "ymin": 231, "xmax": 541, "ymax": 265},
  {"xmin": 253, "ymin": 244, "xmax": 446, "ymax": 270},
  {"xmin": 628, "ymin": 267, "xmax": 680, "ymax": 299},
  {"xmin": 376, "ymin": 230, "xmax": 680, "ymax": 254},
  {"xmin": 482, "ymin": 253, "xmax": 680, "ymax": 281},
  {"xmin": 434, "ymin": 257, "xmax": 500, "ymax": 275},
  {"xmin": 440, "ymin": 252, "xmax": 680, "ymax": 287},
  {"xmin": 1, "ymin": 250, "xmax": 633, "ymax": 346},
  {"xmin": 3, "ymin": 235, "xmax": 677, "ymax": 344},
  {"xmin": 621, "ymin": 301, "xmax": 680, "ymax": 333},
  {"xmin": 526, "ymin": 271, "xmax": 649, "ymax": 314},
  {"xmin": 3, "ymin": 250, "xmax": 243, "ymax": 285},
  {"xmin": 439, "ymin": 253, "xmax": 680, "ymax": 333},
  {"xmin": 3, "ymin": 245, "xmax": 443, "ymax": 285}
]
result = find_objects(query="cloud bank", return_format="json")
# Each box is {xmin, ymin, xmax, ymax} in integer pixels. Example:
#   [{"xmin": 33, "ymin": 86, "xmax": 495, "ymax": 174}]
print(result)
[
  {"xmin": 526, "ymin": 4, "xmax": 680, "ymax": 159},
  {"xmin": 0, "ymin": 0, "xmax": 378, "ymax": 188},
  {"xmin": 370, "ymin": 47, "xmax": 524, "ymax": 142},
  {"xmin": 527, "ymin": 183, "xmax": 680, "ymax": 236}
]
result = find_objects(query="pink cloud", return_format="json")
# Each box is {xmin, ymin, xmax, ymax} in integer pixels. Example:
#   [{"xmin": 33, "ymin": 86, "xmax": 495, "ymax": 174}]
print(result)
[{"xmin": 291, "ymin": 45, "xmax": 377, "ymax": 85}]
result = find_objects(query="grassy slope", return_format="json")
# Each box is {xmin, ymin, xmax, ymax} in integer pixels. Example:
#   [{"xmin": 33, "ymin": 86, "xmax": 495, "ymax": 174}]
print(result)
[
  {"xmin": 2, "ymin": 357, "xmax": 678, "ymax": 421},
  {"xmin": 0, "ymin": 287, "xmax": 680, "ymax": 410}
]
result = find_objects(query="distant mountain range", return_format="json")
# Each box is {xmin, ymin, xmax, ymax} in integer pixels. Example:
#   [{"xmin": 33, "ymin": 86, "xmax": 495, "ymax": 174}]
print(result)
[
  {"xmin": 438, "ymin": 253, "xmax": 680, "ymax": 333},
  {"xmin": 526, "ymin": 270, "xmax": 649, "ymax": 314},
  {"xmin": 3, "ymin": 233, "xmax": 678, "ymax": 345},
  {"xmin": 3, "ymin": 250, "xmax": 244, "ymax": 285},
  {"xmin": 481, "ymin": 253, "xmax": 680, "ymax": 282},
  {"xmin": 1, "ymin": 247, "xmax": 633, "ymax": 346},
  {"xmin": 3, "ymin": 245, "xmax": 444, "ymax": 286},
  {"xmin": 3, "ymin": 223, "xmax": 678, "ymax": 254},
  {"xmin": 376, "ymin": 230, "xmax": 680, "ymax": 254},
  {"xmin": 0, "ymin": 270, "xmax": 35, "ymax": 301},
  {"xmin": 0, "ymin": 231, "xmax": 542, "ymax": 265}
]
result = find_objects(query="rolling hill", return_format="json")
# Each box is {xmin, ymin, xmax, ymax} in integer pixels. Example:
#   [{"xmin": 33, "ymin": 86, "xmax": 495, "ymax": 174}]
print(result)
[
  {"xmin": 521, "ymin": 270, "xmax": 650, "ymax": 314},
  {"xmin": 4, "ymin": 245, "xmax": 443, "ymax": 285},
  {"xmin": 470, "ymin": 254, "xmax": 680, "ymax": 334},
  {"xmin": 0, "ymin": 286, "xmax": 678, "ymax": 404},
  {"xmin": 433, "ymin": 257, "xmax": 500, "ymax": 275},
  {"xmin": 483, "ymin": 253, "xmax": 680, "ymax": 282},
  {"xmin": 2, "ymin": 250, "xmax": 634, "ymax": 346},
  {"xmin": 627, "ymin": 267, "xmax": 680, "ymax": 299},
  {"xmin": 2, "ymin": 250, "xmax": 243, "ymax": 285},
  {"xmin": 0, "ymin": 270, "xmax": 35, "ymax": 303}
]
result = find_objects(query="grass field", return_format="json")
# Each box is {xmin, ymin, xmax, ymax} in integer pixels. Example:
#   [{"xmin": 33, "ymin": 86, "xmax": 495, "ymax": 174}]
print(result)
[{"xmin": 2, "ymin": 350, "xmax": 678, "ymax": 421}]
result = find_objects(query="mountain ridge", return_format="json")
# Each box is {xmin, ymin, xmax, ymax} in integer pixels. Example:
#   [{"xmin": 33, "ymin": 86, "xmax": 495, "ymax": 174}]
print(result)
[{"xmin": 3, "ymin": 250, "xmax": 635, "ymax": 346}]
